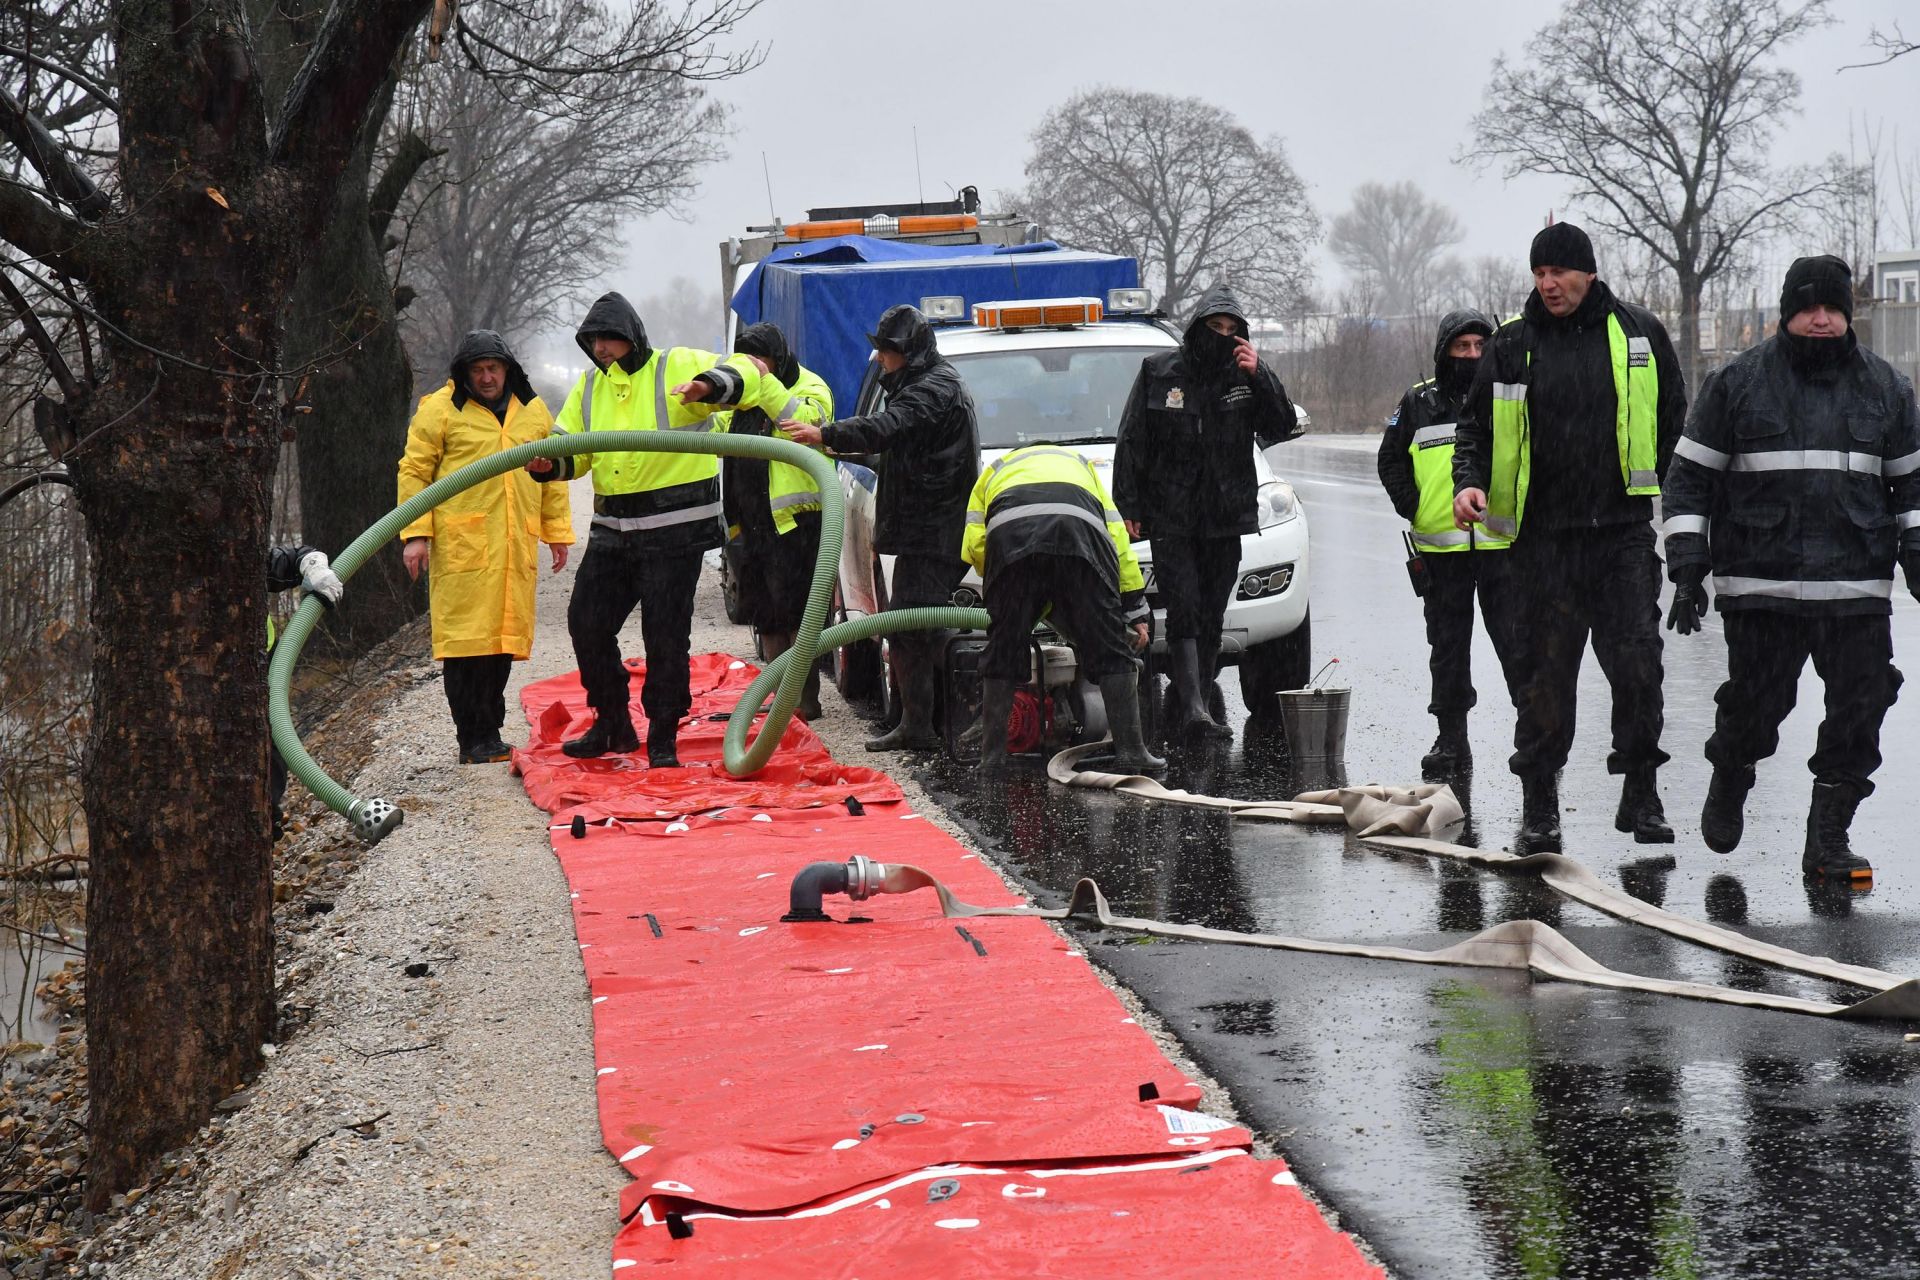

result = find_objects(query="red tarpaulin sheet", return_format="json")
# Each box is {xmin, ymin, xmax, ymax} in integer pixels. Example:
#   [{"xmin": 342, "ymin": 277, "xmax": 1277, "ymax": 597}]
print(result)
[
  {"xmin": 523, "ymin": 654, "xmax": 1377, "ymax": 1277},
  {"xmin": 515, "ymin": 654, "xmax": 904, "ymax": 816},
  {"xmin": 614, "ymin": 1150, "xmax": 1380, "ymax": 1278}
]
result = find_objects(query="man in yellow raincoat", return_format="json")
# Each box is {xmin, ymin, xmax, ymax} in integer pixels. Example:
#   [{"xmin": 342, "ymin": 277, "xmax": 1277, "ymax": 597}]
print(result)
[{"xmin": 397, "ymin": 330, "xmax": 574, "ymax": 762}]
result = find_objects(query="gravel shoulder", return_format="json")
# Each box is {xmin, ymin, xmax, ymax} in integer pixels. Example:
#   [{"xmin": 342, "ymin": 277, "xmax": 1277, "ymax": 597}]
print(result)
[{"xmin": 84, "ymin": 494, "xmax": 1375, "ymax": 1278}]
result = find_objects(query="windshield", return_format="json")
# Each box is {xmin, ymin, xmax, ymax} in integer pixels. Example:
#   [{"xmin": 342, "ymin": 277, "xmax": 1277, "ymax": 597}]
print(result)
[{"xmin": 947, "ymin": 346, "xmax": 1163, "ymax": 448}]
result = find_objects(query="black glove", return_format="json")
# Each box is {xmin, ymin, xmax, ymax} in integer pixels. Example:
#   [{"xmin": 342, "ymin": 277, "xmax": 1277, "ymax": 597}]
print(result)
[
  {"xmin": 1902, "ymin": 551, "xmax": 1920, "ymax": 603},
  {"xmin": 1666, "ymin": 581, "xmax": 1707, "ymax": 635}
]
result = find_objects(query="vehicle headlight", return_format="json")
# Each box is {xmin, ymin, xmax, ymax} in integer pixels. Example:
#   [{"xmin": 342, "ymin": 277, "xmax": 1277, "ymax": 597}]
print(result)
[{"xmin": 1256, "ymin": 479, "xmax": 1299, "ymax": 528}]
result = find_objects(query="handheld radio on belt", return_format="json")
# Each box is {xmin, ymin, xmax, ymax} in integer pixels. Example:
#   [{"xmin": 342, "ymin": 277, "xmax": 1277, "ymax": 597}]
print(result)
[{"xmin": 1403, "ymin": 531, "xmax": 1431, "ymax": 598}]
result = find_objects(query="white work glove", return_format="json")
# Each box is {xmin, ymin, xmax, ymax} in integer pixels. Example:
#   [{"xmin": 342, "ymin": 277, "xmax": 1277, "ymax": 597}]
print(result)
[{"xmin": 298, "ymin": 551, "xmax": 344, "ymax": 608}]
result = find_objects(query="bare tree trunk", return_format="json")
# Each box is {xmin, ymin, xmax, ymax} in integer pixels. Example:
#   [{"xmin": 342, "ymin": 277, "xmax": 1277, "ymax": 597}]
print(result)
[
  {"xmin": 283, "ymin": 84, "xmax": 427, "ymax": 653},
  {"xmin": 70, "ymin": 263, "xmax": 284, "ymax": 1211},
  {"xmin": 1676, "ymin": 266, "xmax": 1704, "ymax": 396}
]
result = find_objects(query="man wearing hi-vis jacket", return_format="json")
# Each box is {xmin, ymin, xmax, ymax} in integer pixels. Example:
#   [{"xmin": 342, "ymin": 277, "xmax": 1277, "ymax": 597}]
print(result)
[
  {"xmin": 962, "ymin": 444, "xmax": 1163, "ymax": 775},
  {"xmin": 1377, "ymin": 307, "xmax": 1523, "ymax": 779},
  {"xmin": 528, "ymin": 291, "xmax": 796, "ymax": 768},
  {"xmin": 1663, "ymin": 254, "xmax": 1920, "ymax": 885},
  {"xmin": 1452, "ymin": 223, "xmax": 1685, "ymax": 855}
]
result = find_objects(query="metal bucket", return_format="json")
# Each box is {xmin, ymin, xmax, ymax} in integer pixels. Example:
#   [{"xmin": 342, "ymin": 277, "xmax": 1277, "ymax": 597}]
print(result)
[{"xmin": 1276, "ymin": 686, "xmax": 1350, "ymax": 766}]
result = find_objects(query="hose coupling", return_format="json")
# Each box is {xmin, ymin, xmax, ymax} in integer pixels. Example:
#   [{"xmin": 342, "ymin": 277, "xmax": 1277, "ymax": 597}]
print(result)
[{"xmin": 782, "ymin": 856, "xmax": 894, "ymax": 922}]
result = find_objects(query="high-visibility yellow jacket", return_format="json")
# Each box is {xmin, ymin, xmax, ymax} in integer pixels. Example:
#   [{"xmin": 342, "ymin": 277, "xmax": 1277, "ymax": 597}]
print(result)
[
  {"xmin": 397, "ymin": 385, "xmax": 573, "ymax": 660},
  {"xmin": 546, "ymin": 347, "xmax": 793, "ymax": 552},
  {"xmin": 718, "ymin": 362, "xmax": 834, "ymax": 536},
  {"xmin": 963, "ymin": 445, "xmax": 1146, "ymax": 623}
]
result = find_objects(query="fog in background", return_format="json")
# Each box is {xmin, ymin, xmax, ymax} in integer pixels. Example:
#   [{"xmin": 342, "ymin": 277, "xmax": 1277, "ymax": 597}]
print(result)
[{"xmin": 521, "ymin": 0, "xmax": 1919, "ymax": 372}]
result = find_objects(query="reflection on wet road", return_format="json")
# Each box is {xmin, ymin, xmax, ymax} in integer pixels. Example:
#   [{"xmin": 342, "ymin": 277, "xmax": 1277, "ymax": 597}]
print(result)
[{"xmin": 918, "ymin": 439, "xmax": 1920, "ymax": 1280}]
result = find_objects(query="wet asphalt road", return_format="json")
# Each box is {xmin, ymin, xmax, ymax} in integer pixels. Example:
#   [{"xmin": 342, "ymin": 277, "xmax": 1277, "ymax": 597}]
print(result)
[{"xmin": 915, "ymin": 435, "xmax": 1920, "ymax": 1280}]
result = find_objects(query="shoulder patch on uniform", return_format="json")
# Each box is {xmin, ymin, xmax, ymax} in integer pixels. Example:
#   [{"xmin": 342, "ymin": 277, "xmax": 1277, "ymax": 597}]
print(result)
[{"xmin": 1386, "ymin": 409, "xmax": 1400, "ymax": 426}]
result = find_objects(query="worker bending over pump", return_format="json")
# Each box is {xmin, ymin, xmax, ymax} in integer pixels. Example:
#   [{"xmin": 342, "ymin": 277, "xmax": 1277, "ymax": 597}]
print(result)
[
  {"xmin": 718, "ymin": 322, "xmax": 834, "ymax": 721},
  {"xmin": 963, "ymin": 444, "xmax": 1163, "ymax": 774},
  {"xmin": 529, "ymin": 292, "xmax": 795, "ymax": 768},
  {"xmin": 1663, "ymin": 255, "xmax": 1920, "ymax": 885}
]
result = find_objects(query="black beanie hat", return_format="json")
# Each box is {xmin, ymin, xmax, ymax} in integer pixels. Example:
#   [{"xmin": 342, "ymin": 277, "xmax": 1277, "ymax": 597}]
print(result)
[
  {"xmin": 1780, "ymin": 254, "xmax": 1853, "ymax": 324},
  {"xmin": 1530, "ymin": 222, "xmax": 1597, "ymax": 275}
]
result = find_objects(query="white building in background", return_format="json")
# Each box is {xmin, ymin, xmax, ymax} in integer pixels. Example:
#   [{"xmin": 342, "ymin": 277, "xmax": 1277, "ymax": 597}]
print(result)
[{"xmin": 1876, "ymin": 250, "xmax": 1920, "ymax": 303}]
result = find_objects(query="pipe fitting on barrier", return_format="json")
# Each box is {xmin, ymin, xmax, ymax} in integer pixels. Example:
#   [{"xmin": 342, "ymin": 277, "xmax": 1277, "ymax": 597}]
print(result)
[
  {"xmin": 350, "ymin": 797, "xmax": 403, "ymax": 846},
  {"xmin": 782, "ymin": 856, "xmax": 891, "ymax": 922}
]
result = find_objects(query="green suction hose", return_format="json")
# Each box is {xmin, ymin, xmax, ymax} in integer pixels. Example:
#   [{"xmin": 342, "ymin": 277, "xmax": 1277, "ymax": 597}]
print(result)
[{"xmin": 269, "ymin": 429, "xmax": 984, "ymax": 843}]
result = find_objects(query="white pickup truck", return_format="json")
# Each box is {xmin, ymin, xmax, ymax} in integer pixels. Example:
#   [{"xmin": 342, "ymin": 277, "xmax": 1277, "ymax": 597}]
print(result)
[{"xmin": 823, "ymin": 294, "xmax": 1312, "ymax": 727}]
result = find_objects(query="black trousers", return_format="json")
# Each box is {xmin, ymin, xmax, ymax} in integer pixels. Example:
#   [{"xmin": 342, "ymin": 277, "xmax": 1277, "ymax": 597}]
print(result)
[
  {"xmin": 443, "ymin": 653, "xmax": 514, "ymax": 746},
  {"xmin": 890, "ymin": 553, "xmax": 966, "ymax": 608},
  {"xmin": 1152, "ymin": 533, "xmax": 1240, "ymax": 649},
  {"xmin": 567, "ymin": 532, "xmax": 704, "ymax": 733},
  {"xmin": 1506, "ymin": 523, "xmax": 1668, "ymax": 778},
  {"xmin": 1706, "ymin": 610, "xmax": 1901, "ymax": 796},
  {"xmin": 1422, "ymin": 550, "xmax": 1526, "ymax": 719},
  {"xmin": 983, "ymin": 554, "xmax": 1136, "ymax": 683}
]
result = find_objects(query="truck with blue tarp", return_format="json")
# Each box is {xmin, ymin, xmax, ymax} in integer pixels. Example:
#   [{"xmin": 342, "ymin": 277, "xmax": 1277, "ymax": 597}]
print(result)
[{"xmin": 717, "ymin": 202, "xmax": 1312, "ymax": 749}]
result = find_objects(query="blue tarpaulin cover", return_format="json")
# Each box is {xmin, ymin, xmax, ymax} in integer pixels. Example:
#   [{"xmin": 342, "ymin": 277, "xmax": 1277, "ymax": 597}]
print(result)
[{"xmin": 731, "ymin": 236, "xmax": 1140, "ymax": 416}]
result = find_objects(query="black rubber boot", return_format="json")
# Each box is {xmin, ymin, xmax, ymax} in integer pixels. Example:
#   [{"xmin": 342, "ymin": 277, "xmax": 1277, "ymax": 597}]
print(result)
[
  {"xmin": 1518, "ymin": 773, "xmax": 1561, "ymax": 854},
  {"xmin": 1171, "ymin": 639, "xmax": 1231, "ymax": 739},
  {"xmin": 1615, "ymin": 769, "xmax": 1674, "ymax": 844},
  {"xmin": 563, "ymin": 712, "xmax": 639, "ymax": 759},
  {"xmin": 1421, "ymin": 713, "xmax": 1471, "ymax": 778},
  {"xmin": 460, "ymin": 736, "xmax": 514, "ymax": 765},
  {"xmin": 1100, "ymin": 672, "xmax": 1166, "ymax": 774},
  {"xmin": 866, "ymin": 637, "xmax": 942, "ymax": 752},
  {"xmin": 1802, "ymin": 781, "xmax": 1872, "ymax": 883},
  {"xmin": 647, "ymin": 722, "xmax": 681, "ymax": 769},
  {"xmin": 1700, "ymin": 764, "xmax": 1756, "ymax": 854},
  {"xmin": 798, "ymin": 663, "xmax": 824, "ymax": 722},
  {"xmin": 978, "ymin": 678, "xmax": 1015, "ymax": 771}
]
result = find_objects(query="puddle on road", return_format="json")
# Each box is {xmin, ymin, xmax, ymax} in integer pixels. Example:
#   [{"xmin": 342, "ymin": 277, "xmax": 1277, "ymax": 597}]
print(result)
[{"xmin": 2, "ymin": 926, "xmax": 76, "ymax": 1050}]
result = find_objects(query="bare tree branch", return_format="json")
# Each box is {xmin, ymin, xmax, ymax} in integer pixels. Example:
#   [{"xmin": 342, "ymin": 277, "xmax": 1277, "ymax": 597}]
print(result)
[
  {"xmin": 1463, "ymin": 0, "xmax": 1836, "ymax": 385},
  {"xmin": 1011, "ymin": 88, "xmax": 1317, "ymax": 318},
  {"xmin": 271, "ymin": 0, "xmax": 433, "ymax": 180},
  {"xmin": 0, "ymin": 41, "xmax": 118, "ymax": 112},
  {"xmin": 0, "ymin": 87, "xmax": 109, "ymax": 221}
]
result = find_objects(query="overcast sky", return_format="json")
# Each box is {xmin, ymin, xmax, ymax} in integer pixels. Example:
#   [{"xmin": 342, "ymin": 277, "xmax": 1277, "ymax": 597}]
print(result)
[{"xmin": 576, "ymin": 0, "xmax": 1920, "ymax": 355}]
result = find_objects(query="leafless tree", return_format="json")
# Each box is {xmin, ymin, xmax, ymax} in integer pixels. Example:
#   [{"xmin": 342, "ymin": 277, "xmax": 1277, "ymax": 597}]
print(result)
[
  {"xmin": 1440, "ymin": 254, "xmax": 1532, "ymax": 325},
  {"xmin": 396, "ymin": 0, "xmax": 737, "ymax": 374},
  {"xmin": 1465, "ymin": 0, "xmax": 1845, "ymax": 389},
  {"xmin": 0, "ymin": 0, "xmax": 753, "ymax": 1207},
  {"xmin": 636, "ymin": 275, "xmax": 729, "ymax": 352},
  {"xmin": 1848, "ymin": 21, "xmax": 1916, "ymax": 68},
  {"xmin": 1012, "ymin": 88, "xmax": 1318, "ymax": 318},
  {"xmin": 1328, "ymin": 182, "xmax": 1465, "ymax": 319}
]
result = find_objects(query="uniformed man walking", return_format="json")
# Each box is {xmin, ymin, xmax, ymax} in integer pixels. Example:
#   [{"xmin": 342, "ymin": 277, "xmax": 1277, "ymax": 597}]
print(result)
[
  {"xmin": 784, "ymin": 304, "xmax": 978, "ymax": 752},
  {"xmin": 962, "ymin": 444, "xmax": 1162, "ymax": 773},
  {"xmin": 1377, "ymin": 308, "xmax": 1523, "ymax": 777},
  {"xmin": 1113, "ymin": 284, "xmax": 1300, "ymax": 738},
  {"xmin": 1454, "ymin": 223, "xmax": 1686, "ymax": 852},
  {"xmin": 529, "ymin": 292, "xmax": 795, "ymax": 768},
  {"xmin": 1664, "ymin": 254, "xmax": 1920, "ymax": 884}
]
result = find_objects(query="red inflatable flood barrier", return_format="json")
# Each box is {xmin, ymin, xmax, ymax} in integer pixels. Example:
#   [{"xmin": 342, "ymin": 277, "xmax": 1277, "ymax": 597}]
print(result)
[{"xmin": 519, "ymin": 654, "xmax": 1379, "ymax": 1277}]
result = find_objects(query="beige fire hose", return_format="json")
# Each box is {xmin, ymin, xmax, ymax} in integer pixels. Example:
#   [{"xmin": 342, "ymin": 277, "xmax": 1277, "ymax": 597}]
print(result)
[{"xmin": 998, "ymin": 744, "xmax": 1920, "ymax": 1023}]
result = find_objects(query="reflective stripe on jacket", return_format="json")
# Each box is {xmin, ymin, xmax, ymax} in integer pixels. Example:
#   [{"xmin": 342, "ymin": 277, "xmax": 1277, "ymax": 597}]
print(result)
[
  {"xmin": 551, "ymin": 347, "xmax": 790, "ymax": 541},
  {"xmin": 1391, "ymin": 380, "xmax": 1511, "ymax": 554},
  {"xmin": 1484, "ymin": 311, "xmax": 1661, "ymax": 539},
  {"xmin": 963, "ymin": 446, "xmax": 1145, "ymax": 619}
]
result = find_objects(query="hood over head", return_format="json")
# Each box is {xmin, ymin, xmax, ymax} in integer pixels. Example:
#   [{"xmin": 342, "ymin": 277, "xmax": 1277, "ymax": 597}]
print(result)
[
  {"xmin": 1182, "ymin": 283, "xmax": 1250, "ymax": 372},
  {"xmin": 574, "ymin": 291, "xmax": 652, "ymax": 373},
  {"xmin": 735, "ymin": 321, "xmax": 800, "ymax": 386},
  {"xmin": 868, "ymin": 304, "xmax": 939, "ymax": 374},
  {"xmin": 450, "ymin": 329, "xmax": 535, "ymax": 407},
  {"xmin": 1431, "ymin": 307, "xmax": 1494, "ymax": 387}
]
